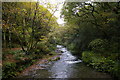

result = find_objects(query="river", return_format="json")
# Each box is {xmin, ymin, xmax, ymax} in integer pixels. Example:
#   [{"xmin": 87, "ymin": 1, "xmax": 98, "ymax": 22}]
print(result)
[{"xmin": 20, "ymin": 45, "xmax": 113, "ymax": 79}]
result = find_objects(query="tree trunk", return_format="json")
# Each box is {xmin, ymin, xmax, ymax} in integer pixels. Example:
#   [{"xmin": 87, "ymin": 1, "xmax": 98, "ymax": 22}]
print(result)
[
  {"xmin": 3, "ymin": 30, "xmax": 6, "ymax": 48},
  {"xmin": 9, "ymin": 29, "xmax": 12, "ymax": 49}
]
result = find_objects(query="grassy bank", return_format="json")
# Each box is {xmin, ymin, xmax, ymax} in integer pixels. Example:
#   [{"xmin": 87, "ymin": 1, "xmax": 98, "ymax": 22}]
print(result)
[
  {"xmin": 2, "ymin": 49, "xmax": 59, "ymax": 78},
  {"xmin": 82, "ymin": 51, "xmax": 120, "ymax": 80}
]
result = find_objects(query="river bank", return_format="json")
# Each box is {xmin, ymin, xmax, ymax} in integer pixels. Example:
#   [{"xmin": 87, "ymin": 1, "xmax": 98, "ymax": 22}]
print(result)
[
  {"xmin": 82, "ymin": 51, "xmax": 120, "ymax": 80},
  {"xmin": 19, "ymin": 54, "xmax": 61, "ymax": 77},
  {"xmin": 19, "ymin": 45, "xmax": 113, "ymax": 79},
  {"xmin": 2, "ymin": 48, "xmax": 61, "ymax": 78}
]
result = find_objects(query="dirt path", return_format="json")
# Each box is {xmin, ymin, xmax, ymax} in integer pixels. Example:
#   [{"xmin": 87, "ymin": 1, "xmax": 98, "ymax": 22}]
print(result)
[{"xmin": 2, "ymin": 48, "xmax": 22, "ymax": 51}]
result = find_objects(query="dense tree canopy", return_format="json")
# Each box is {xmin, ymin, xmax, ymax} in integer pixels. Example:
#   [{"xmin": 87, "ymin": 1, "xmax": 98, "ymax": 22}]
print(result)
[
  {"xmin": 60, "ymin": 2, "xmax": 120, "ymax": 56},
  {"xmin": 2, "ymin": 2, "xmax": 58, "ymax": 54}
]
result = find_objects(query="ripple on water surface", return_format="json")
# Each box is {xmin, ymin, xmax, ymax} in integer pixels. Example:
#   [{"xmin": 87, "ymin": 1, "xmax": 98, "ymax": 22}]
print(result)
[{"xmin": 19, "ymin": 45, "xmax": 113, "ymax": 79}]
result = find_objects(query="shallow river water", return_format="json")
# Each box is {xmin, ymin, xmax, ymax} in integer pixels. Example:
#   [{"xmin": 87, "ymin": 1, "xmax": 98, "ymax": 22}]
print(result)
[{"xmin": 20, "ymin": 45, "xmax": 113, "ymax": 79}]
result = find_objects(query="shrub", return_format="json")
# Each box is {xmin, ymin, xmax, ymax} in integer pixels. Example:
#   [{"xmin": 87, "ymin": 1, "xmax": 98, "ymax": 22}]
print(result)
[
  {"xmin": 88, "ymin": 39, "xmax": 109, "ymax": 53},
  {"xmin": 14, "ymin": 52, "xmax": 25, "ymax": 60},
  {"xmin": 3, "ymin": 62, "xmax": 17, "ymax": 78},
  {"xmin": 91, "ymin": 57, "xmax": 115, "ymax": 72},
  {"xmin": 33, "ymin": 42, "xmax": 51, "ymax": 54},
  {"xmin": 82, "ymin": 51, "xmax": 119, "ymax": 78},
  {"xmin": 3, "ymin": 62, "xmax": 16, "ymax": 68},
  {"xmin": 82, "ymin": 51, "xmax": 94, "ymax": 63}
]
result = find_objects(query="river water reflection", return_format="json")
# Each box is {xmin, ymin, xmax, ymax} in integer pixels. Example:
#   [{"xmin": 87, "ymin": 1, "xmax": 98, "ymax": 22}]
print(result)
[{"xmin": 20, "ymin": 45, "xmax": 112, "ymax": 79}]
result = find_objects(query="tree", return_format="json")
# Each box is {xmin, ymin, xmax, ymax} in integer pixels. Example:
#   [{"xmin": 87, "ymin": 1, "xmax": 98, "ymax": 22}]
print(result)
[
  {"xmin": 60, "ymin": 1, "xmax": 120, "ymax": 56},
  {"xmin": 2, "ymin": 2, "xmax": 58, "ymax": 54}
]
